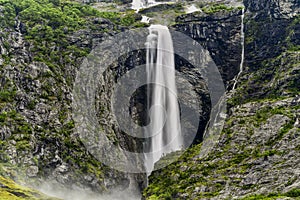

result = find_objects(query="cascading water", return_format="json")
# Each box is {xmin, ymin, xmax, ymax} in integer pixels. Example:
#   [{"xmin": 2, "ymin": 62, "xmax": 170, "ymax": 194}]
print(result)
[
  {"xmin": 185, "ymin": 4, "xmax": 202, "ymax": 14},
  {"xmin": 144, "ymin": 25, "xmax": 183, "ymax": 172},
  {"xmin": 232, "ymin": 8, "xmax": 245, "ymax": 90},
  {"xmin": 131, "ymin": 0, "xmax": 172, "ymax": 12},
  {"xmin": 132, "ymin": 0, "xmax": 144, "ymax": 11}
]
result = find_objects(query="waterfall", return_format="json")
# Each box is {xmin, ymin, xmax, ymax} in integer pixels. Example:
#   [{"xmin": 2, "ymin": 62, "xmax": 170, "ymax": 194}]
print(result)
[
  {"xmin": 185, "ymin": 4, "xmax": 202, "ymax": 14},
  {"xmin": 144, "ymin": 25, "xmax": 182, "ymax": 172},
  {"xmin": 132, "ymin": 0, "xmax": 144, "ymax": 11},
  {"xmin": 131, "ymin": 0, "xmax": 173, "ymax": 12},
  {"xmin": 141, "ymin": 15, "xmax": 151, "ymax": 23},
  {"xmin": 232, "ymin": 8, "xmax": 245, "ymax": 90},
  {"xmin": 131, "ymin": 0, "xmax": 157, "ymax": 11}
]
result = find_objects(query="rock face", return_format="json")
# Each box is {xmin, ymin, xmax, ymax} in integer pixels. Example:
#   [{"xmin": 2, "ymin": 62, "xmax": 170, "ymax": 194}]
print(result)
[
  {"xmin": 144, "ymin": 0, "xmax": 300, "ymax": 199},
  {"xmin": 232, "ymin": 0, "xmax": 300, "ymax": 104},
  {"xmin": 0, "ymin": 0, "xmax": 145, "ymax": 197},
  {"xmin": 245, "ymin": 0, "xmax": 300, "ymax": 18},
  {"xmin": 145, "ymin": 96, "xmax": 300, "ymax": 199},
  {"xmin": 0, "ymin": 0, "xmax": 299, "ymax": 199},
  {"xmin": 174, "ymin": 8, "xmax": 244, "ymax": 85}
]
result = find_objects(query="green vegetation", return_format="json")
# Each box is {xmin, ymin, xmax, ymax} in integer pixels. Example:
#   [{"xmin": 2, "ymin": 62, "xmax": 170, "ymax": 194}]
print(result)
[
  {"xmin": 0, "ymin": 1, "xmax": 142, "ymax": 187},
  {"xmin": 141, "ymin": 3, "xmax": 242, "ymax": 26},
  {"xmin": 230, "ymin": 14, "xmax": 299, "ymax": 107},
  {"xmin": 0, "ymin": 0, "xmax": 97, "ymax": 29},
  {"xmin": 139, "ymin": 3, "xmax": 185, "ymax": 25},
  {"xmin": 144, "ymin": 97, "xmax": 299, "ymax": 199},
  {"xmin": 202, "ymin": 4, "xmax": 236, "ymax": 14},
  {"xmin": 0, "ymin": 110, "xmax": 33, "ymax": 158},
  {"xmin": 287, "ymin": 15, "xmax": 300, "ymax": 52},
  {"xmin": 144, "ymin": 143, "xmax": 223, "ymax": 199},
  {"xmin": 0, "ymin": 0, "xmax": 298, "ymax": 198},
  {"xmin": 0, "ymin": 0, "xmax": 144, "ymax": 87},
  {"xmin": 239, "ymin": 189, "xmax": 300, "ymax": 199},
  {"xmin": 0, "ymin": 175, "xmax": 60, "ymax": 200},
  {"xmin": 229, "ymin": 52, "xmax": 300, "ymax": 106},
  {"xmin": 0, "ymin": 0, "xmax": 94, "ymax": 87},
  {"xmin": 285, "ymin": 188, "xmax": 300, "ymax": 198},
  {"xmin": 0, "ymin": 90, "xmax": 16, "ymax": 103},
  {"xmin": 145, "ymin": 12, "xmax": 299, "ymax": 195},
  {"xmin": 97, "ymin": 10, "xmax": 147, "ymax": 27}
]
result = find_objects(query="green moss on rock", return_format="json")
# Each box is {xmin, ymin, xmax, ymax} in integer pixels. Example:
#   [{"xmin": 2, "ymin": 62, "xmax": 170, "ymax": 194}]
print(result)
[{"xmin": 0, "ymin": 175, "xmax": 61, "ymax": 200}]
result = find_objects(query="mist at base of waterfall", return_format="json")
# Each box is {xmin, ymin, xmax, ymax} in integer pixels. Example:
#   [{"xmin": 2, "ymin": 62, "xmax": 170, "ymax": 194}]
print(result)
[{"xmin": 36, "ymin": 181, "xmax": 141, "ymax": 200}]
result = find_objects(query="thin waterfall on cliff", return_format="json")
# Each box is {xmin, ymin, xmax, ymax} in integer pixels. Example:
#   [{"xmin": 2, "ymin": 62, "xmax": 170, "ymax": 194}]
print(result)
[
  {"xmin": 144, "ymin": 25, "xmax": 183, "ymax": 172},
  {"xmin": 232, "ymin": 8, "xmax": 245, "ymax": 90}
]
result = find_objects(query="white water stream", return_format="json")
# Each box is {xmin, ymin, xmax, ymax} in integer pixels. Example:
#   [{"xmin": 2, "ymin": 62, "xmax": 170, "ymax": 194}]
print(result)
[
  {"xmin": 144, "ymin": 24, "xmax": 183, "ymax": 172},
  {"xmin": 131, "ymin": 0, "xmax": 173, "ymax": 12},
  {"xmin": 131, "ymin": 0, "xmax": 183, "ymax": 173},
  {"xmin": 185, "ymin": 4, "xmax": 202, "ymax": 14},
  {"xmin": 232, "ymin": 8, "xmax": 245, "ymax": 90}
]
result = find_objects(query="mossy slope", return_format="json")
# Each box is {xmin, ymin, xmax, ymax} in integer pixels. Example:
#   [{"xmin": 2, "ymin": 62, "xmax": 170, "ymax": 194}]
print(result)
[{"xmin": 0, "ymin": 176, "xmax": 60, "ymax": 200}]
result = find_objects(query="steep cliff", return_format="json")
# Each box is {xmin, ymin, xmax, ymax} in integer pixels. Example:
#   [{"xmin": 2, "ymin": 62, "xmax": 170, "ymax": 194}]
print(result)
[
  {"xmin": 0, "ymin": 0, "xmax": 299, "ymax": 199},
  {"xmin": 174, "ymin": 7, "xmax": 244, "ymax": 85},
  {"xmin": 144, "ymin": 0, "xmax": 300, "ymax": 199},
  {"xmin": 0, "ymin": 0, "xmax": 145, "ymax": 197}
]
